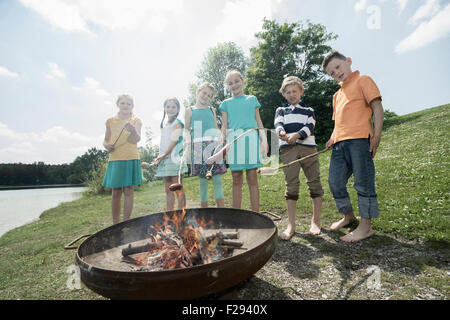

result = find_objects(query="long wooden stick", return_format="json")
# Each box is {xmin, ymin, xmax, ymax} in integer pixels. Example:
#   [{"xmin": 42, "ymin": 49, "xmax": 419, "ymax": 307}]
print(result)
[
  {"xmin": 206, "ymin": 127, "xmax": 266, "ymax": 164},
  {"xmin": 258, "ymin": 148, "xmax": 330, "ymax": 175},
  {"xmin": 279, "ymin": 147, "xmax": 330, "ymax": 169}
]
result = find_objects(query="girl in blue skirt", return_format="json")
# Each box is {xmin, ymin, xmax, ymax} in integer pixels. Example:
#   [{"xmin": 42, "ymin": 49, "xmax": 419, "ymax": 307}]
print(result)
[{"xmin": 102, "ymin": 94, "xmax": 142, "ymax": 224}]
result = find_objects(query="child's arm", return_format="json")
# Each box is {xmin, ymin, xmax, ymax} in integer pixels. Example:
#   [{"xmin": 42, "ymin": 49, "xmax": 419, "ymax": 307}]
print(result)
[
  {"xmin": 153, "ymin": 122, "xmax": 183, "ymax": 165},
  {"xmin": 255, "ymin": 108, "xmax": 268, "ymax": 157},
  {"xmin": 184, "ymin": 107, "xmax": 192, "ymax": 145},
  {"xmin": 370, "ymin": 98, "xmax": 384, "ymax": 158},
  {"xmin": 221, "ymin": 111, "xmax": 228, "ymax": 146},
  {"xmin": 103, "ymin": 125, "xmax": 115, "ymax": 152},
  {"xmin": 274, "ymin": 107, "xmax": 288, "ymax": 141},
  {"xmin": 325, "ymin": 130, "xmax": 335, "ymax": 149}
]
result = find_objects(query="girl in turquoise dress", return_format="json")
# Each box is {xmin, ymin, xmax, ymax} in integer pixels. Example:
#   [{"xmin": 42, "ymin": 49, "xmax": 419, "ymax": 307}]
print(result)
[
  {"xmin": 219, "ymin": 70, "xmax": 268, "ymax": 212},
  {"xmin": 185, "ymin": 82, "xmax": 226, "ymax": 208}
]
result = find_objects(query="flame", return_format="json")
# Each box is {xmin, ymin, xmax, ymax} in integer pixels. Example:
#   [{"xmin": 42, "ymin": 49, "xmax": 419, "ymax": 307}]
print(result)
[{"xmin": 130, "ymin": 207, "xmax": 231, "ymax": 271}]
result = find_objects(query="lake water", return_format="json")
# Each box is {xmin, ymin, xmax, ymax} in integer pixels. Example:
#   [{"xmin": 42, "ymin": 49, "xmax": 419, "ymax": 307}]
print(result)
[{"xmin": 0, "ymin": 187, "xmax": 87, "ymax": 238}]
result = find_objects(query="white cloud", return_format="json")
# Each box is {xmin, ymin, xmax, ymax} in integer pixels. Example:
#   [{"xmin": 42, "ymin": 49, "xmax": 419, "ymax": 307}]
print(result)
[
  {"xmin": 0, "ymin": 121, "xmax": 102, "ymax": 164},
  {"xmin": 0, "ymin": 65, "xmax": 20, "ymax": 80},
  {"xmin": 19, "ymin": 0, "xmax": 94, "ymax": 36},
  {"xmin": 396, "ymin": 3, "xmax": 450, "ymax": 54},
  {"xmin": 397, "ymin": 0, "xmax": 408, "ymax": 13},
  {"xmin": 19, "ymin": 0, "xmax": 184, "ymax": 35},
  {"xmin": 45, "ymin": 62, "xmax": 66, "ymax": 79},
  {"xmin": 408, "ymin": 0, "xmax": 440, "ymax": 25},
  {"xmin": 72, "ymin": 77, "xmax": 110, "ymax": 98},
  {"xmin": 213, "ymin": 0, "xmax": 283, "ymax": 52}
]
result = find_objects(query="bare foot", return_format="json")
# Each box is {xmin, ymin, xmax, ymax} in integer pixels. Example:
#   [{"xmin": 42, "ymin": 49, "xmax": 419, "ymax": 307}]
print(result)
[
  {"xmin": 309, "ymin": 222, "xmax": 321, "ymax": 235},
  {"xmin": 340, "ymin": 227, "xmax": 374, "ymax": 242},
  {"xmin": 280, "ymin": 227, "xmax": 295, "ymax": 241},
  {"xmin": 330, "ymin": 215, "xmax": 356, "ymax": 231}
]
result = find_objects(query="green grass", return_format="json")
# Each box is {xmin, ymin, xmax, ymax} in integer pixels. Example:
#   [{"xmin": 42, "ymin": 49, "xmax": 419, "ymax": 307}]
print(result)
[{"xmin": 0, "ymin": 103, "xmax": 448, "ymax": 299}]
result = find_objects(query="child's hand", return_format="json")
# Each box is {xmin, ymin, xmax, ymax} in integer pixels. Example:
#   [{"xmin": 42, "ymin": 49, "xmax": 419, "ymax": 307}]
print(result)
[
  {"xmin": 370, "ymin": 135, "xmax": 381, "ymax": 158},
  {"xmin": 287, "ymin": 133, "xmax": 300, "ymax": 145},
  {"xmin": 152, "ymin": 155, "xmax": 164, "ymax": 166},
  {"xmin": 325, "ymin": 138, "xmax": 334, "ymax": 149},
  {"xmin": 278, "ymin": 130, "xmax": 288, "ymax": 141},
  {"xmin": 124, "ymin": 122, "xmax": 136, "ymax": 134},
  {"xmin": 261, "ymin": 140, "xmax": 269, "ymax": 158},
  {"xmin": 141, "ymin": 161, "xmax": 151, "ymax": 169}
]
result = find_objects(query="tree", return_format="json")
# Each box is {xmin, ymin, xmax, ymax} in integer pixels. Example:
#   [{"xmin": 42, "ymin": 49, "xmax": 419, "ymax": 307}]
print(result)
[
  {"xmin": 139, "ymin": 127, "xmax": 159, "ymax": 182},
  {"xmin": 383, "ymin": 109, "xmax": 398, "ymax": 120},
  {"xmin": 68, "ymin": 147, "xmax": 108, "ymax": 184},
  {"xmin": 245, "ymin": 19, "xmax": 338, "ymax": 145},
  {"xmin": 187, "ymin": 42, "xmax": 248, "ymax": 124}
]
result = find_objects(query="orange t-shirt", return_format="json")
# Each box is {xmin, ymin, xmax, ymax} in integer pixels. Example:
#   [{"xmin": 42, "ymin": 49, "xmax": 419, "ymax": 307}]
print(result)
[{"xmin": 332, "ymin": 71, "xmax": 382, "ymax": 144}]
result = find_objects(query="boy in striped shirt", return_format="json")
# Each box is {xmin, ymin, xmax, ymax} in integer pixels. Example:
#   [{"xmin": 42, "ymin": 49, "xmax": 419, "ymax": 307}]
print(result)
[{"xmin": 274, "ymin": 76, "xmax": 324, "ymax": 240}]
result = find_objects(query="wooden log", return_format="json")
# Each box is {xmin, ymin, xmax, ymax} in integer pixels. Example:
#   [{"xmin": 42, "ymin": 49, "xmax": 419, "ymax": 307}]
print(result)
[
  {"xmin": 122, "ymin": 242, "xmax": 163, "ymax": 256},
  {"xmin": 219, "ymin": 239, "xmax": 243, "ymax": 247},
  {"xmin": 205, "ymin": 231, "xmax": 238, "ymax": 242}
]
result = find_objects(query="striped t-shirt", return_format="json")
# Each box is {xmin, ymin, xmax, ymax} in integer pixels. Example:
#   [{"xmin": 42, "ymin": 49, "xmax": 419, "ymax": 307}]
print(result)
[{"xmin": 274, "ymin": 102, "xmax": 317, "ymax": 147}]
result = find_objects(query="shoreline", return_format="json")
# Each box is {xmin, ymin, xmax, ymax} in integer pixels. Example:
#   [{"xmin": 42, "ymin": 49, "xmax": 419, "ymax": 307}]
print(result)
[{"xmin": 0, "ymin": 184, "xmax": 86, "ymax": 191}]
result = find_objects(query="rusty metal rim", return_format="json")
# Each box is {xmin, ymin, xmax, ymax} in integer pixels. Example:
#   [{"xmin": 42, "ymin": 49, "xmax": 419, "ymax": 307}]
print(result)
[
  {"xmin": 76, "ymin": 229, "xmax": 277, "ymax": 276},
  {"xmin": 75, "ymin": 208, "xmax": 277, "ymax": 276}
]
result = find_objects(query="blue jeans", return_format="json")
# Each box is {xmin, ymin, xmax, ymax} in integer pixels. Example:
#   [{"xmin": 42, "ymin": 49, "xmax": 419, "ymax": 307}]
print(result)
[{"xmin": 328, "ymin": 138, "xmax": 379, "ymax": 219}]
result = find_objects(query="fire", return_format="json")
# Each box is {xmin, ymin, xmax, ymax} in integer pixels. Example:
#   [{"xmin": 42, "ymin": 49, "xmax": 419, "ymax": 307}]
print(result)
[{"xmin": 124, "ymin": 207, "xmax": 242, "ymax": 271}]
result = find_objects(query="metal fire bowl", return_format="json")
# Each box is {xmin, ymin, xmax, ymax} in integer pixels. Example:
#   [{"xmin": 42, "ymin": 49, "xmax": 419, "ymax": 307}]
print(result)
[{"xmin": 74, "ymin": 208, "xmax": 277, "ymax": 300}]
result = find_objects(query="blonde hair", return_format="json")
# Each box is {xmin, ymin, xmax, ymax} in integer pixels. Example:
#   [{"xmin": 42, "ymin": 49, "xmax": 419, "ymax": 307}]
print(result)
[
  {"xmin": 196, "ymin": 82, "xmax": 215, "ymax": 95},
  {"xmin": 279, "ymin": 76, "xmax": 304, "ymax": 94},
  {"xmin": 116, "ymin": 94, "xmax": 134, "ymax": 106},
  {"xmin": 160, "ymin": 97, "xmax": 181, "ymax": 128},
  {"xmin": 224, "ymin": 69, "xmax": 244, "ymax": 83}
]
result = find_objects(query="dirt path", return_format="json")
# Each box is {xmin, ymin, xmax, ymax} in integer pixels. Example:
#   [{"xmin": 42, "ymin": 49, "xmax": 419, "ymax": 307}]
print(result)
[{"xmin": 227, "ymin": 218, "xmax": 449, "ymax": 300}]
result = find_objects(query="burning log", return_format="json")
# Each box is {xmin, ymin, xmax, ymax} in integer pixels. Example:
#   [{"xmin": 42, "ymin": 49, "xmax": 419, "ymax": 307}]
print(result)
[
  {"xmin": 205, "ymin": 231, "xmax": 238, "ymax": 242},
  {"xmin": 121, "ymin": 211, "xmax": 244, "ymax": 271},
  {"xmin": 122, "ymin": 242, "xmax": 164, "ymax": 256}
]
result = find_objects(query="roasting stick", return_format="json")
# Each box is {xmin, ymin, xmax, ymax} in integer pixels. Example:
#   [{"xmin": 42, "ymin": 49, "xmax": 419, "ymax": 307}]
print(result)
[
  {"xmin": 206, "ymin": 127, "xmax": 263, "ymax": 165},
  {"xmin": 168, "ymin": 146, "xmax": 188, "ymax": 192},
  {"xmin": 205, "ymin": 127, "xmax": 276, "ymax": 180},
  {"xmin": 257, "ymin": 147, "xmax": 331, "ymax": 175}
]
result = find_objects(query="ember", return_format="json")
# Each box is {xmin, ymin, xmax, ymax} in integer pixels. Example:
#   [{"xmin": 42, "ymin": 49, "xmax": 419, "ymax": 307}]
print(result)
[{"xmin": 121, "ymin": 210, "xmax": 243, "ymax": 271}]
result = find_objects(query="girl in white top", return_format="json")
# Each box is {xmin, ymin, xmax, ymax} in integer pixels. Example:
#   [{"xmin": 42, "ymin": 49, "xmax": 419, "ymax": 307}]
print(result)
[{"xmin": 152, "ymin": 97, "xmax": 187, "ymax": 211}]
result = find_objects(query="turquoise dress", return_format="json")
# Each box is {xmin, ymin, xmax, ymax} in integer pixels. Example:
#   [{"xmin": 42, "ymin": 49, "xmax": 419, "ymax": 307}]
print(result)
[
  {"xmin": 155, "ymin": 118, "xmax": 188, "ymax": 177},
  {"xmin": 219, "ymin": 95, "xmax": 262, "ymax": 171},
  {"xmin": 190, "ymin": 106, "xmax": 226, "ymax": 177}
]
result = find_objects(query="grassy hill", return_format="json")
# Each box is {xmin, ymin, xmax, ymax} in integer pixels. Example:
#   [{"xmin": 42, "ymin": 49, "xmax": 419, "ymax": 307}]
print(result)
[
  {"xmin": 184, "ymin": 103, "xmax": 450, "ymax": 242},
  {"xmin": 0, "ymin": 103, "xmax": 448, "ymax": 300}
]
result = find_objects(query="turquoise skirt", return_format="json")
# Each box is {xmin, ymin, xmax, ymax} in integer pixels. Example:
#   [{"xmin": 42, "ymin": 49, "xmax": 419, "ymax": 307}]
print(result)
[
  {"xmin": 102, "ymin": 160, "xmax": 142, "ymax": 188},
  {"xmin": 155, "ymin": 156, "xmax": 188, "ymax": 177},
  {"xmin": 226, "ymin": 130, "xmax": 262, "ymax": 171}
]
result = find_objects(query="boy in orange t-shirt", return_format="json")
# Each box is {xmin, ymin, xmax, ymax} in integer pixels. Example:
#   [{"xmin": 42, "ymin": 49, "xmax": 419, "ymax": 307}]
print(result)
[{"xmin": 322, "ymin": 51, "xmax": 384, "ymax": 242}]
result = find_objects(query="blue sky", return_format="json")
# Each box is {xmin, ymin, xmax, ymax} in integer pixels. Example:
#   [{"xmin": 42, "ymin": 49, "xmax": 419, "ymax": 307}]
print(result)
[{"xmin": 0, "ymin": 0, "xmax": 449, "ymax": 164}]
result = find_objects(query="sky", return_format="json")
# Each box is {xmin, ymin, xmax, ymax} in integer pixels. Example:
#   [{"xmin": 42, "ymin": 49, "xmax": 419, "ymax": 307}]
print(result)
[{"xmin": 0, "ymin": 0, "xmax": 449, "ymax": 164}]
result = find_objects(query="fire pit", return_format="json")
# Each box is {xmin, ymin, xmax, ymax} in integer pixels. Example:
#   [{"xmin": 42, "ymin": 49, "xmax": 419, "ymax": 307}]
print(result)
[{"xmin": 68, "ymin": 207, "xmax": 277, "ymax": 299}]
